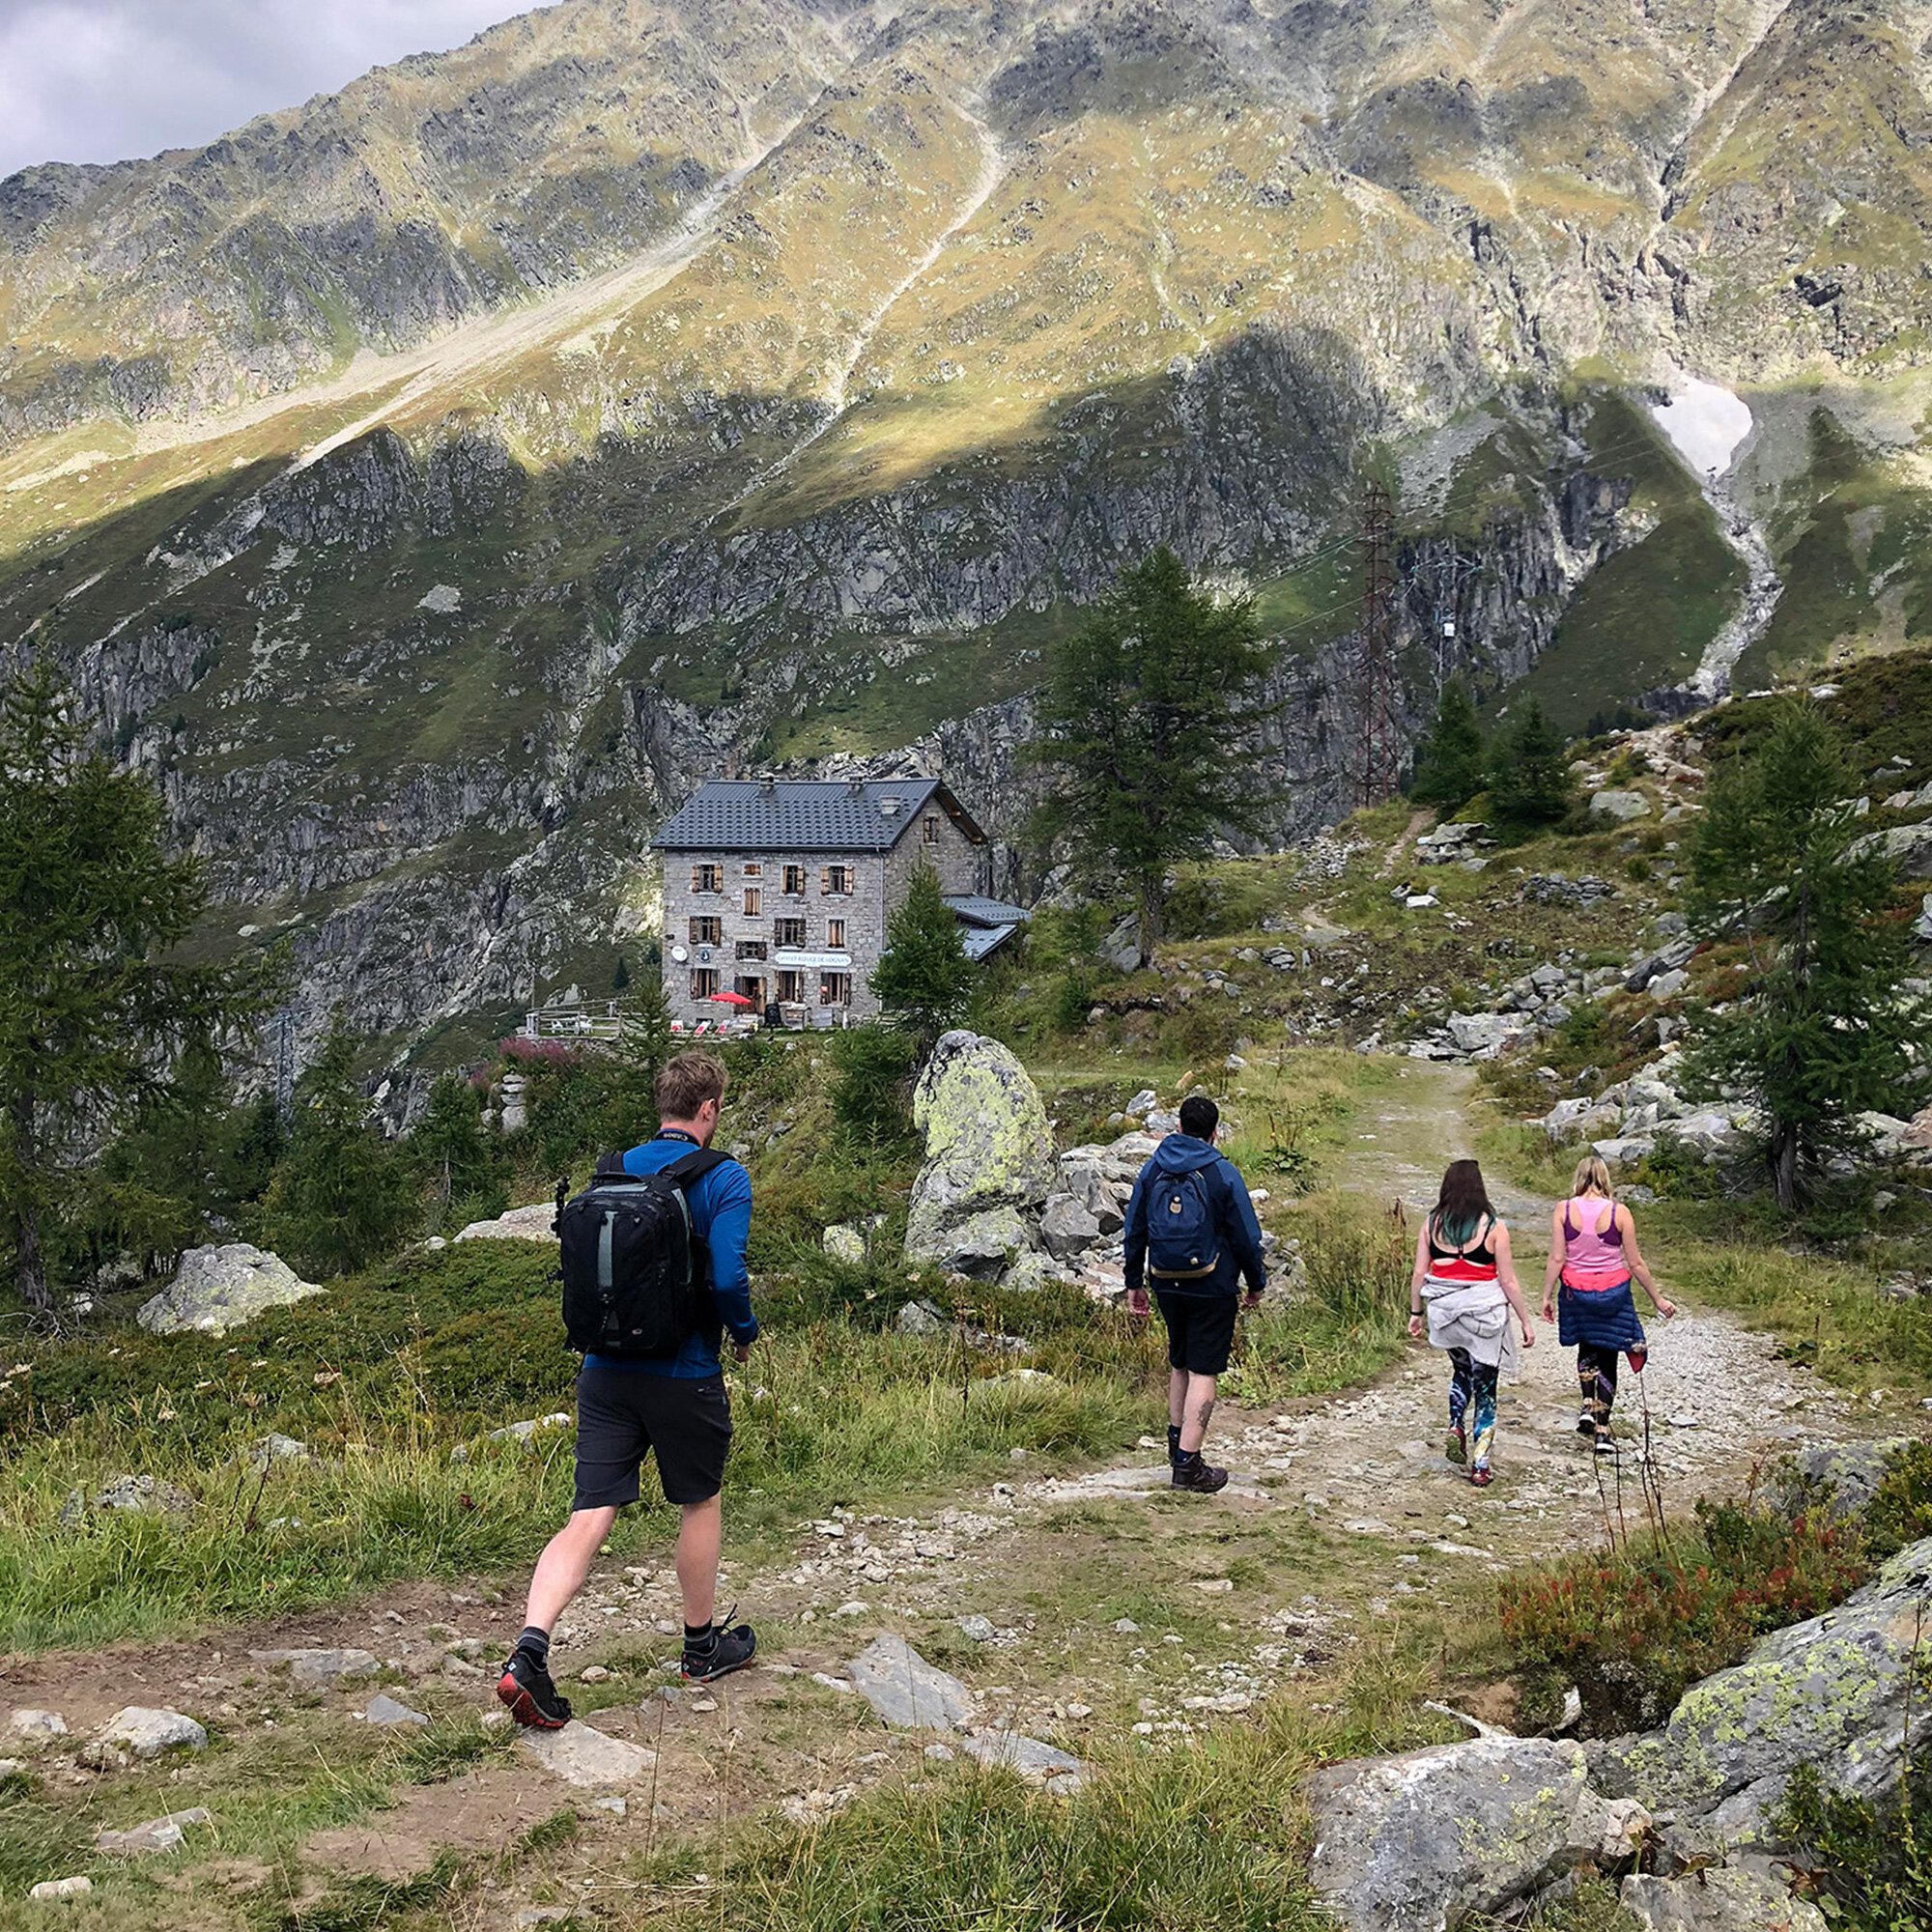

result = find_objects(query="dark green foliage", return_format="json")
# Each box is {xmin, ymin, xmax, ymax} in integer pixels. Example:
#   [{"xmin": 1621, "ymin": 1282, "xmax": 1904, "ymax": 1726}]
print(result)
[
  {"xmin": 1488, "ymin": 697, "xmax": 1575, "ymax": 834},
  {"xmin": 829, "ymin": 1025, "xmax": 920, "ymax": 1146},
  {"xmin": 870, "ymin": 863, "xmax": 976, "ymax": 1049},
  {"xmin": 1683, "ymin": 701, "xmax": 1927, "ymax": 1208},
  {"xmin": 611, "ymin": 953, "xmax": 631, "ymax": 991},
  {"xmin": 0, "ymin": 668, "xmax": 278, "ymax": 1314},
  {"xmin": 411, "ymin": 1073, "xmax": 508, "ymax": 1228},
  {"xmin": 1862, "ymin": 1439, "xmax": 1932, "ymax": 1561},
  {"xmin": 1779, "ymin": 1755, "xmax": 1932, "ymax": 1932},
  {"xmin": 1410, "ymin": 678, "xmax": 1489, "ymax": 810},
  {"xmin": 262, "ymin": 1016, "xmax": 416, "ymax": 1277},
  {"xmin": 1025, "ymin": 546, "xmax": 1280, "ymax": 964}
]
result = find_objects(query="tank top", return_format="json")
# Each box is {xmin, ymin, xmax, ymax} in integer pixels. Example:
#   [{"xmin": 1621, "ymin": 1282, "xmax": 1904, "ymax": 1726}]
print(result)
[
  {"xmin": 1427, "ymin": 1213, "xmax": 1499, "ymax": 1285},
  {"xmin": 1561, "ymin": 1196, "xmax": 1627, "ymax": 1289}
]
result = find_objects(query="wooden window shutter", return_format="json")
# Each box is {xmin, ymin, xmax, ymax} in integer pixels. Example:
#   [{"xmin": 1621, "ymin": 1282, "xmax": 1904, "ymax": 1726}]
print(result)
[{"xmin": 820, "ymin": 866, "xmax": 830, "ymax": 895}]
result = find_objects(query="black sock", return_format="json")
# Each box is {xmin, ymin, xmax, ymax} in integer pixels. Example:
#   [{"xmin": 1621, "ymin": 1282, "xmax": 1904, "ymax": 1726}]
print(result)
[
  {"xmin": 516, "ymin": 1626, "xmax": 551, "ymax": 1665},
  {"xmin": 684, "ymin": 1620, "xmax": 717, "ymax": 1651}
]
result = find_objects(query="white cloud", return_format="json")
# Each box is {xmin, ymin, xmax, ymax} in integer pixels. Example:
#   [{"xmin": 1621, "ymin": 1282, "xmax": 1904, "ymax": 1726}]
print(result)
[{"xmin": 0, "ymin": 0, "xmax": 531, "ymax": 180}]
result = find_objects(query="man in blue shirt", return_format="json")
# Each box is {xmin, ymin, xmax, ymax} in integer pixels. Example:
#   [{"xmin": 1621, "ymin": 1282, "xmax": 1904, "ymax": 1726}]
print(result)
[
  {"xmin": 498, "ymin": 1052, "xmax": 758, "ymax": 1728},
  {"xmin": 1123, "ymin": 1094, "xmax": 1266, "ymax": 1495}
]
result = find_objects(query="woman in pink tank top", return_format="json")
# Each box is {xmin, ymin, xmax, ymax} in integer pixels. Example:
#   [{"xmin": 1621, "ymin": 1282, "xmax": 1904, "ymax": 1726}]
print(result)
[{"xmin": 1539, "ymin": 1154, "xmax": 1674, "ymax": 1454}]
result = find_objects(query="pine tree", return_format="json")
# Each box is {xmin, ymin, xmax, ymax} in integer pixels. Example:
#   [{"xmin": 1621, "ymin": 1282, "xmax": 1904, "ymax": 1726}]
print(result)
[
  {"xmin": 1410, "ymin": 679, "xmax": 1488, "ymax": 810},
  {"xmin": 261, "ymin": 1016, "xmax": 414, "ymax": 1276},
  {"xmin": 1682, "ymin": 701, "xmax": 1926, "ymax": 1209},
  {"xmin": 611, "ymin": 954, "xmax": 631, "ymax": 992},
  {"xmin": 1489, "ymin": 698, "xmax": 1574, "ymax": 833},
  {"xmin": 0, "ymin": 669, "xmax": 276, "ymax": 1317},
  {"xmin": 1024, "ymin": 547, "xmax": 1280, "ymax": 965},
  {"xmin": 869, "ymin": 864, "xmax": 976, "ymax": 1051},
  {"xmin": 411, "ymin": 1072, "xmax": 504, "ymax": 1216}
]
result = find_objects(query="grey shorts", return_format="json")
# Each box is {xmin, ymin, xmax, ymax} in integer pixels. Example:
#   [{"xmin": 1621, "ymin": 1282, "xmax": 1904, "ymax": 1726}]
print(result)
[{"xmin": 572, "ymin": 1363, "xmax": 732, "ymax": 1510}]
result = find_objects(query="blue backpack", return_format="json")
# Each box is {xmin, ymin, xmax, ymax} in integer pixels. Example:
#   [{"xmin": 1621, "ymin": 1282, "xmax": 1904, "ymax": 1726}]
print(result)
[{"xmin": 1146, "ymin": 1167, "xmax": 1220, "ymax": 1282}]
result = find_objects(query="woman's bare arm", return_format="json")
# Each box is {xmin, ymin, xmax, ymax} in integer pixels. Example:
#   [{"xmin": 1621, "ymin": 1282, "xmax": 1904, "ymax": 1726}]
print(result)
[
  {"xmin": 1408, "ymin": 1220, "xmax": 1431, "ymax": 1338},
  {"xmin": 1492, "ymin": 1223, "xmax": 1536, "ymax": 1346},
  {"xmin": 1619, "ymin": 1208, "xmax": 1675, "ymax": 1316},
  {"xmin": 1541, "ymin": 1205, "xmax": 1564, "ymax": 1319}
]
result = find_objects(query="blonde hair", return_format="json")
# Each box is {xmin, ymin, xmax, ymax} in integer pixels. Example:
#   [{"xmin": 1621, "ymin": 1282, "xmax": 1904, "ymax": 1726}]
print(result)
[{"xmin": 1571, "ymin": 1153, "xmax": 1614, "ymax": 1200}]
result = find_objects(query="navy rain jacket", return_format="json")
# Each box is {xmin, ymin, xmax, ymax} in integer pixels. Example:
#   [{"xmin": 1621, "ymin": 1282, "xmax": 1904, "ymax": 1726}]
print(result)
[{"xmin": 1122, "ymin": 1132, "xmax": 1266, "ymax": 1299}]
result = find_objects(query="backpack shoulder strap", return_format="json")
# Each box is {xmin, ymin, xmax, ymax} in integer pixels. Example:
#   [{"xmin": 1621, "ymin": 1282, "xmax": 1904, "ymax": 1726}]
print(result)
[{"xmin": 663, "ymin": 1148, "xmax": 732, "ymax": 1191}]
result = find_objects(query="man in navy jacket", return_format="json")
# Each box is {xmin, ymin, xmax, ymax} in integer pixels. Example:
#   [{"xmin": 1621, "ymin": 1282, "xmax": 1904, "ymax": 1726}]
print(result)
[{"xmin": 1123, "ymin": 1094, "xmax": 1266, "ymax": 1493}]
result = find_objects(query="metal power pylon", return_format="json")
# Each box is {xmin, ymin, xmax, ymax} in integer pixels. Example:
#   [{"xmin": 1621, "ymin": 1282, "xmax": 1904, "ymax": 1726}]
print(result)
[{"xmin": 1355, "ymin": 483, "xmax": 1401, "ymax": 804}]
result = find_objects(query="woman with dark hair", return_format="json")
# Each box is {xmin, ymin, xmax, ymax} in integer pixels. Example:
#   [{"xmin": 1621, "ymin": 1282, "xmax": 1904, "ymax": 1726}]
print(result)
[{"xmin": 1407, "ymin": 1158, "xmax": 1536, "ymax": 1487}]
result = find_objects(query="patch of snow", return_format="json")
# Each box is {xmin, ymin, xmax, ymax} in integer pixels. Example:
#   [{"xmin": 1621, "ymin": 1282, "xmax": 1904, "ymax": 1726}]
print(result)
[{"xmin": 1650, "ymin": 378, "xmax": 1752, "ymax": 477}]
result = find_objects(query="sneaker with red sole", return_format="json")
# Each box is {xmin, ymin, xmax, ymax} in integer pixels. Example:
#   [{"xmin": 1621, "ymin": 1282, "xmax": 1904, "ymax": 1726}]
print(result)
[{"xmin": 497, "ymin": 1647, "xmax": 572, "ymax": 1729}]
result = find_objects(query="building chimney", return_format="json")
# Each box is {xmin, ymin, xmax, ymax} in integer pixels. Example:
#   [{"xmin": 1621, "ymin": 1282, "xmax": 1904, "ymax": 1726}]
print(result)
[
  {"xmin": 847, "ymin": 779, "xmax": 865, "ymax": 797},
  {"xmin": 759, "ymin": 776, "xmax": 777, "ymax": 795}
]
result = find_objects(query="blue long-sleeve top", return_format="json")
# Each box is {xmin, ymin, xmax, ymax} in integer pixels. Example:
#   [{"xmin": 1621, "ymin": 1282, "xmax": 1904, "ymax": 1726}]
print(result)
[
  {"xmin": 586, "ymin": 1132, "xmax": 756, "ymax": 1378},
  {"xmin": 1122, "ymin": 1132, "xmax": 1267, "ymax": 1298}
]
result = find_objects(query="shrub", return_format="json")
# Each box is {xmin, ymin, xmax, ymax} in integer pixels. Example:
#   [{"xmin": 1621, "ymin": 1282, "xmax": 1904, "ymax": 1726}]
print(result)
[
  {"xmin": 828, "ymin": 1026, "xmax": 920, "ymax": 1145},
  {"xmin": 1497, "ymin": 1501, "xmax": 1870, "ymax": 1732},
  {"xmin": 1778, "ymin": 1754, "xmax": 1932, "ymax": 1932}
]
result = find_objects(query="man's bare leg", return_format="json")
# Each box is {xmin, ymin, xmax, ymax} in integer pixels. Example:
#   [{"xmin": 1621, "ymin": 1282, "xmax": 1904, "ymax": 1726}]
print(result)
[
  {"xmin": 1168, "ymin": 1368, "xmax": 1189, "ymax": 1430},
  {"xmin": 1179, "ymin": 1372, "xmax": 1217, "ymax": 1454},
  {"xmin": 675, "ymin": 1494, "xmax": 722, "ymax": 1630},
  {"xmin": 522, "ymin": 1504, "xmax": 619, "ymax": 1634}
]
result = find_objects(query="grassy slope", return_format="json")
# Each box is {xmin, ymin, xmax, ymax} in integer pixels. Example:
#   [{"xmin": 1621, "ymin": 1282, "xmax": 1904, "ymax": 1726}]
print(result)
[{"xmin": 1508, "ymin": 394, "xmax": 1744, "ymax": 732}]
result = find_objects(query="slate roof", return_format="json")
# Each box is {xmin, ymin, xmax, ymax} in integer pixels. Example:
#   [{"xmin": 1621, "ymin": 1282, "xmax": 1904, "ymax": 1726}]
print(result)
[
  {"xmin": 652, "ymin": 779, "xmax": 983, "ymax": 852},
  {"xmin": 959, "ymin": 923, "xmax": 1023, "ymax": 961},
  {"xmin": 943, "ymin": 895, "xmax": 1032, "ymax": 928}
]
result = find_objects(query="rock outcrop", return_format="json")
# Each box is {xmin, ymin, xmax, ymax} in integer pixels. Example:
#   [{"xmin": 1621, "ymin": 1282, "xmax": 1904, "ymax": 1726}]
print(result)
[
  {"xmin": 136, "ymin": 1244, "xmax": 324, "ymax": 1335},
  {"xmin": 905, "ymin": 1033, "xmax": 1055, "ymax": 1277}
]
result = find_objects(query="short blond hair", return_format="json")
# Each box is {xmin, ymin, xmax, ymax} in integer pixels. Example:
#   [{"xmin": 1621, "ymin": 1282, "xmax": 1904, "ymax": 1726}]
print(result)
[
  {"xmin": 1572, "ymin": 1153, "xmax": 1613, "ymax": 1199},
  {"xmin": 656, "ymin": 1050, "xmax": 726, "ymax": 1122}
]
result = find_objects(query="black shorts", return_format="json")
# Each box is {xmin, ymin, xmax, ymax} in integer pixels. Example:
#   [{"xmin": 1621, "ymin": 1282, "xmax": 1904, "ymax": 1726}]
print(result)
[
  {"xmin": 1154, "ymin": 1291, "xmax": 1239, "ymax": 1377},
  {"xmin": 572, "ymin": 1363, "xmax": 732, "ymax": 1511}
]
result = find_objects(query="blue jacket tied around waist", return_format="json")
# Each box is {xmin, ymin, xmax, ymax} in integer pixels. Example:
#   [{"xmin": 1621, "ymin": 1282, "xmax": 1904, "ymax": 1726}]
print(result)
[{"xmin": 1123, "ymin": 1133, "xmax": 1267, "ymax": 1299}]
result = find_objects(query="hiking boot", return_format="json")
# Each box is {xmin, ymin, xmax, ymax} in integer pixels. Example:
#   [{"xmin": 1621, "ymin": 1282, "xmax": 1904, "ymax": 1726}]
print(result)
[
  {"xmin": 1576, "ymin": 1409, "xmax": 1597, "ymax": 1439},
  {"xmin": 1171, "ymin": 1451, "xmax": 1229, "ymax": 1495},
  {"xmin": 1594, "ymin": 1428, "xmax": 1618, "ymax": 1457},
  {"xmin": 497, "ymin": 1647, "xmax": 572, "ymax": 1729},
  {"xmin": 1166, "ymin": 1424, "xmax": 1182, "ymax": 1468},
  {"xmin": 1445, "ymin": 1423, "xmax": 1467, "ymax": 1465},
  {"xmin": 682, "ymin": 1615, "xmax": 757, "ymax": 1685}
]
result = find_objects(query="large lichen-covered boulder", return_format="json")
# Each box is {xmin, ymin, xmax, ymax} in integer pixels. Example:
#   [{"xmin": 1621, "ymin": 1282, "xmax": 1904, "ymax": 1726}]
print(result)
[
  {"xmin": 906, "ymin": 1033, "xmax": 1055, "ymax": 1272},
  {"xmin": 1591, "ymin": 1536, "xmax": 1932, "ymax": 1841},
  {"xmin": 1307, "ymin": 1736, "xmax": 1646, "ymax": 1932},
  {"xmin": 137, "ymin": 1243, "xmax": 324, "ymax": 1336}
]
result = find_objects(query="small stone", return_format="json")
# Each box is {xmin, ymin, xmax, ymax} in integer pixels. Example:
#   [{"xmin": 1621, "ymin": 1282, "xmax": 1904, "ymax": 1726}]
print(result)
[
  {"xmin": 95, "ymin": 1707, "xmax": 206, "ymax": 1759},
  {"xmin": 9, "ymin": 1709, "xmax": 67, "ymax": 1739},
  {"xmin": 580, "ymin": 1665, "xmax": 611, "ymax": 1685},
  {"xmin": 95, "ymin": 1806, "xmax": 212, "ymax": 1856},
  {"xmin": 248, "ymin": 1647, "xmax": 380, "ymax": 1687},
  {"xmin": 1190, "ymin": 1577, "xmax": 1235, "ymax": 1594},
  {"xmin": 832, "ymin": 1601, "xmax": 869, "ymax": 1619},
  {"xmin": 518, "ymin": 1723, "xmax": 657, "ymax": 1789},
  {"xmin": 924, "ymin": 1742, "xmax": 956, "ymax": 1761},
  {"xmin": 1114, "ymin": 1618, "xmax": 1141, "ymax": 1634},
  {"xmin": 691, "ymin": 1697, "xmax": 718, "ymax": 1713},
  {"xmin": 364, "ymin": 1693, "xmax": 429, "ymax": 1728},
  {"xmin": 957, "ymin": 1614, "xmax": 997, "ymax": 1642},
  {"xmin": 482, "ymin": 1709, "xmax": 512, "ymax": 1731},
  {"xmin": 594, "ymin": 1795, "xmax": 628, "ymax": 1817},
  {"xmin": 30, "ymin": 1877, "xmax": 93, "ymax": 1901}
]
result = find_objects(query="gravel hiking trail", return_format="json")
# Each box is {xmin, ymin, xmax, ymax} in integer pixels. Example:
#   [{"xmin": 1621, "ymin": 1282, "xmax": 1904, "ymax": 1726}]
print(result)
[{"xmin": 0, "ymin": 1062, "xmax": 1888, "ymax": 1922}]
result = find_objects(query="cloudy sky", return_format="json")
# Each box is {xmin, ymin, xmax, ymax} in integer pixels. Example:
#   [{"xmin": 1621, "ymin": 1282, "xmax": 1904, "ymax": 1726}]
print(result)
[{"xmin": 0, "ymin": 0, "xmax": 531, "ymax": 179}]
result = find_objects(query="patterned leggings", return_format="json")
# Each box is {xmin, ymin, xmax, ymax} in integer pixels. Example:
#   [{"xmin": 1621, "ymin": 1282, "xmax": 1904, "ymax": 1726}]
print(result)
[
  {"xmin": 1577, "ymin": 1343, "xmax": 1638, "ymax": 1428},
  {"xmin": 1448, "ymin": 1349, "xmax": 1499, "ymax": 1469}
]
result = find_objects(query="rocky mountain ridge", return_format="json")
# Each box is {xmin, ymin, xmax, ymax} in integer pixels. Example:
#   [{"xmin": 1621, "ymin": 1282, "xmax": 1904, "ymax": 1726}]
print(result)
[{"xmin": 5, "ymin": 0, "xmax": 1932, "ymax": 1068}]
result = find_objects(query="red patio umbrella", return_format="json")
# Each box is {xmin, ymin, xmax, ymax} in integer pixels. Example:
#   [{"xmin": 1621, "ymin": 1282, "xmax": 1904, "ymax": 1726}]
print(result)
[{"xmin": 708, "ymin": 990, "xmax": 756, "ymax": 1007}]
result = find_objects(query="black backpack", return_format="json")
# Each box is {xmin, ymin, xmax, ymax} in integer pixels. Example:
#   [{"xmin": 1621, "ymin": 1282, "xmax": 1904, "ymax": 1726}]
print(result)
[{"xmin": 555, "ymin": 1150, "xmax": 729, "ymax": 1357}]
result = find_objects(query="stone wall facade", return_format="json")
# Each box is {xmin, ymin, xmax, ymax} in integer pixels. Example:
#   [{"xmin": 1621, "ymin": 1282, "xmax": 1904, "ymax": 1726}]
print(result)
[{"xmin": 659, "ymin": 804, "xmax": 983, "ymax": 1025}]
